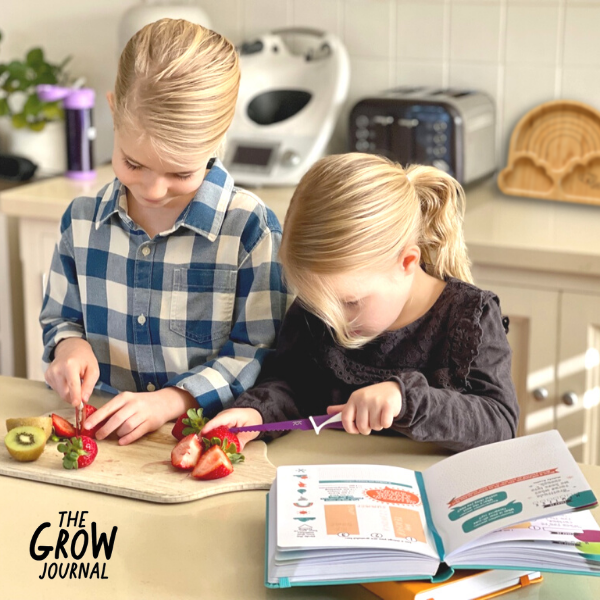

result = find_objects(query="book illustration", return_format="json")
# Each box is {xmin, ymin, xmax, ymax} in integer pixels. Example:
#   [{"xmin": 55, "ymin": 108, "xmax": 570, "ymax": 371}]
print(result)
[
  {"xmin": 389, "ymin": 506, "xmax": 426, "ymax": 543},
  {"xmin": 365, "ymin": 487, "xmax": 421, "ymax": 505},
  {"xmin": 461, "ymin": 500, "xmax": 523, "ymax": 533},
  {"xmin": 293, "ymin": 501, "xmax": 312, "ymax": 507},
  {"xmin": 448, "ymin": 492, "xmax": 507, "ymax": 521},
  {"xmin": 567, "ymin": 490, "xmax": 598, "ymax": 509},
  {"xmin": 447, "ymin": 468, "xmax": 559, "ymax": 509}
]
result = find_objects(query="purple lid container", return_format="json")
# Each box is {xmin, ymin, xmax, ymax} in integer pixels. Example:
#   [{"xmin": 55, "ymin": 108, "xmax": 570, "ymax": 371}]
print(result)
[{"xmin": 36, "ymin": 85, "xmax": 95, "ymax": 109}]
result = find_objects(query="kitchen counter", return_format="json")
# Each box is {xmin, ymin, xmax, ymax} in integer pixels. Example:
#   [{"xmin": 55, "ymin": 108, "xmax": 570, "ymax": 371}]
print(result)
[
  {"xmin": 3, "ymin": 164, "xmax": 600, "ymax": 277},
  {"xmin": 1, "ymin": 375, "xmax": 600, "ymax": 599}
]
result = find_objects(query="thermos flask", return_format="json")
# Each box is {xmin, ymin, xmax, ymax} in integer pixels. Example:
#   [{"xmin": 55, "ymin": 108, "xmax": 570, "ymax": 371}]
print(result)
[{"xmin": 37, "ymin": 85, "xmax": 96, "ymax": 181}]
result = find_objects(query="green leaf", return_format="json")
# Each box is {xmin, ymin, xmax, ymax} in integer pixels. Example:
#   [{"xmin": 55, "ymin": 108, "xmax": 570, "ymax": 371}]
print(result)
[
  {"xmin": 28, "ymin": 121, "xmax": 45, "ymax": 131},
  {"xmin": 26, "ymin": 48, "xmax": 44, "ymax": 67},
  {"xmin": 11, "ymin": 113, "xmax": 27, "ymax": 128},
  {"xmin": 41, "ymin": 103, "xmax": 62, "ymax": 121},
  {"xmin": 7, "ymin": 60, "xmax": 27, "ymax": 81},
  {"xmin": 23, "ymin": 93, "xmax": 42, "ymax": 117},
  {"xmin": 57, "ymin": 444, "xmax": 68, "ymax": 453},
  {"xmin": 0, "ymin": 97, "xmax": 8, "ymax": 116}
]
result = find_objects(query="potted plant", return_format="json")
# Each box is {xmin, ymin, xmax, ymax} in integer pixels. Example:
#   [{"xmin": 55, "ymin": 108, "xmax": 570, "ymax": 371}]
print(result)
[{"xmin": 0, "ymin": 30, "xmax": 73, "ymax": 174}]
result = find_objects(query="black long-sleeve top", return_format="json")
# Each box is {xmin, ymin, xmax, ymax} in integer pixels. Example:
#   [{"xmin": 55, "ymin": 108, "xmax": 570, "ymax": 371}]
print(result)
[{"xmin": 232, "ymin": 277, "xmax": 519, "ymax": 452}]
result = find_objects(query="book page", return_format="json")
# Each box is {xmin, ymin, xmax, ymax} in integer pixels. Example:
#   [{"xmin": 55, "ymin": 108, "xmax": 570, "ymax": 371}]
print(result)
[
  {"xmin": 275, "ymin": 464, "xmax": 439, "ymax": 558},
  {"xmin": 421, "ymin": 430, "xmax": 597, "ymax": 556},
  {"xmin": 454, "ymin": 511, "xmax": 600, "ymax": 555}
]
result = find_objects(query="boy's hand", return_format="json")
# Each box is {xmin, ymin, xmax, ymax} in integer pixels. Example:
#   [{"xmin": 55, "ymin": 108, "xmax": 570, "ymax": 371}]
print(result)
[
  {"xmin": 326, "ymin": 381, "xmax": 402, "ymax": 436},
  {"xmin": 201, "ymin": 408, "xmax": 263, "ymax": 450},
  {"xmin": 44, "ymin": 338, "xmax": 99, "ymax": 407},
  {"xmin": 83, "ymin": 386, "xmax": 196, "ymax": 446}
]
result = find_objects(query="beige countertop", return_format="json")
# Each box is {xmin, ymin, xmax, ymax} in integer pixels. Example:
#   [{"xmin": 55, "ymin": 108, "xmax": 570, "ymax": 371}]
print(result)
[
  {"xmin": 1, "ymin": 375, "xmax": 600, "ymax": 599},
  {"xmin": 2, "ymin": 165, "xmax": 600, "ymax": 278}
]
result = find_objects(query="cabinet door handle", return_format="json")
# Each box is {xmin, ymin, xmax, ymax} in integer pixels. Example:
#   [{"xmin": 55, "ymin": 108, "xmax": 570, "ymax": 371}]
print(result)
[
  {"xmin": 561, "ymin": 391, "xmax": 578, "ymax": 407},
  {"xmin": 532, "ymin": 387, "xmax": 549, "ymax": 401}
]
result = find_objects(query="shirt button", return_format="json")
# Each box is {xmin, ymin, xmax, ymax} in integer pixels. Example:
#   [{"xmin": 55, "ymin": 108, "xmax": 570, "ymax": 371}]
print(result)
[
  {"xmin": 146, "ymin": 383, "xmax": 156, "ymax": 392},
  {"xmin": 141, "ymin": 246, "xmax": 150, "ymax": 257},
  {"xmin": 137, "ymin": 314, "xmax": 146, "ymax": 325}
]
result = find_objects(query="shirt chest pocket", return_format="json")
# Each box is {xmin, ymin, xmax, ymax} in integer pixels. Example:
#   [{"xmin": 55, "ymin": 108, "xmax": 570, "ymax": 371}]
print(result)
[{"xmin": 170, "ymin": 268, "xmax": 237, "ymax": 345}]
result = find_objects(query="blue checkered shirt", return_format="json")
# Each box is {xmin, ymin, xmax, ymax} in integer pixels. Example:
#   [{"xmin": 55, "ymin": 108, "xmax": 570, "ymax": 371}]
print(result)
[{"xmin": 40, "ymin": 158, "xmax": 291, "ymax": 416}]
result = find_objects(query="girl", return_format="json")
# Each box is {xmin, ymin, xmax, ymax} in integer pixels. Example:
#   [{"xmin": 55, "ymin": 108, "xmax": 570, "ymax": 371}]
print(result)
[
  {"xmin": 40, "ymin": 20, "xmax": 290, "ymax": 445},
  {"xmin": 203, "ymin": 153, "xmax": 519, "ymax": 452}
]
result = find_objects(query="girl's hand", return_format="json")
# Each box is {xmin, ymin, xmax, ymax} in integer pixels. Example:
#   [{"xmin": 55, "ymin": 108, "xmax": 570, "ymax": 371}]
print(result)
[
  {"xmin": 326, "ymin": 381, "xmax": 402, "ymax": 435},
  {"xmin": 44, "ymin": 338, "xmax": 100, "ymax": 407},
  {"xmin": 201, "ymin": 408, "xmax": 263, "ymax": 450},
  {"xmin": 83, "ymin": 387, "xmax": 196, "ymax": 446}
]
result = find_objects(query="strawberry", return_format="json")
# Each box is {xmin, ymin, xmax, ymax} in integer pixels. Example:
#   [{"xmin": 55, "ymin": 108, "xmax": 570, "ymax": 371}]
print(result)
[
  {"xmin": 171, "ymin": 434, "xmax": 202, "ymax": 470},
  {"xmin": 81, "ymin": 404, "xmax": 109, "ymax": 439},
  {"xmin": 52, "ymin": 413, "xmax": 76, "ymax": 438},
  {"xmin": 202, "ymin": 426, "xmax": 244, "ymax": 463},
  {"xmin": 57, "ymin": 436, "xmax": 98, "ymax": 469},
  {"xmin": 192, "ymin": 445, "xmax": 233, "ymax": 480},
  {"xmin": 171, "ymin": 407, "xmax": 208, "ymax": 441}
]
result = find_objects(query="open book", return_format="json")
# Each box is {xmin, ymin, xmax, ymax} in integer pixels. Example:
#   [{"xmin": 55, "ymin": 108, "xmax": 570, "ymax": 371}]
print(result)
[{"xmin": 265, "ymin": 430, "xmax": 600, "ymax": 588}]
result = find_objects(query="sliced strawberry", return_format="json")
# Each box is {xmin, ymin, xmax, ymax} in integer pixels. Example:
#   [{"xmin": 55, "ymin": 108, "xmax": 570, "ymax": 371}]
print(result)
[
  {"xmin": 58, "ymin": 436, "xmax": 98, "ymax": 469},
  {"xmin": 171, "ymin": 434, "xmax": 202, "ymax": 470},
  {"xmin": 192, "ymin": 445, "xmax": 233, "ymax": 480},
  {"xmin": 52, "ymin": 413, "xmax": 76, "ymax": 438},
  {"xmin": 171, "ymin": 407, "xmax": 208, "ymax": 441},
  {"xmin": 202, "ymin": 426, "xmax": 244, "ymax": 463},
  {"xmin": 81, "ymin": 404, "xmax": 109, "ymax": 439}
]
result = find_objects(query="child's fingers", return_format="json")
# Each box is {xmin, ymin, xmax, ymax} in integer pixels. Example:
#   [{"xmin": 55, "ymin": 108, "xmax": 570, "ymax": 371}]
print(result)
[
  {"xmin": 355, "ymin": 403, "xmax": 372, "ymax": 436},
  {"xmin": 84, "ymin": 394, "xmax": 126, "ymax": 432},
  {"xmin": 326, "ymin": 405, "xmax": 344, "ymax": 415},
  {"xmin": 80, "ymin": 364, "xmax": 99, "ymax": 404},
  {"xmin": 118, "ymin": 420, "xmax": 151, "ymax": 446},
  {"xmin": 200, "ymin": 411, "xmax": 238, "ymax": 435},
  {"xmin": 380, "ymin": 403, "xmax": 396, "ymax": 429},
  {"xmin": 341, "ymin": 403, "xmax": 359, "ymax": 435},
  {"xmin": 65, "ymin": 369, "xmax": 83, "ymax": 407}
]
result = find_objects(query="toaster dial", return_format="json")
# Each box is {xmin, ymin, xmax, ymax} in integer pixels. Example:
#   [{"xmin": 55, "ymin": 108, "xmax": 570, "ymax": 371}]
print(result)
[{"xmin": 350, "ymin": 103, "xmax": 456, "ymax": 177}]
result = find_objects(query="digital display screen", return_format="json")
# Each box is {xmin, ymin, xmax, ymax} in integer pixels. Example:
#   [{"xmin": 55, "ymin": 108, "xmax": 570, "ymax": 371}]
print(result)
[{"xmin": 232, "ymin": 145, "xmax": 273, "ymax": 167}]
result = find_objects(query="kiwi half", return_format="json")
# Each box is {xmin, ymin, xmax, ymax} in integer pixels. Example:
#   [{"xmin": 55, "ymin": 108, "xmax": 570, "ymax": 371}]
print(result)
[
  {"xmin": 4, "ymin": 426, "xmax": 46, "ymax": 462},
  {"xmin": 6, "ymin": 416, "xmax": 52, "ymax": 441}
]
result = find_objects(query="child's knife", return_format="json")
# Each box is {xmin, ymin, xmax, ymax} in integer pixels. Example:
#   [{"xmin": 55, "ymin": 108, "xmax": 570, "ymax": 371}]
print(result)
[{"xmin": 229, "ymin": 412, "xmax": 345, "ymax": 435}]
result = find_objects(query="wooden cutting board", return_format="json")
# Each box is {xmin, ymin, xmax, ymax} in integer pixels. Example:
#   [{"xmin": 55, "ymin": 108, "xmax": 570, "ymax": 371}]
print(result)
[{"xmin": 0, "ymin": 407, "xmax": 276, "ymax": 503}]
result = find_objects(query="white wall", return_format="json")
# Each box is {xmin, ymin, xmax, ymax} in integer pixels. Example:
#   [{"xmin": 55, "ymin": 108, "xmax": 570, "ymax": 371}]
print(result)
[{"xmin": 2, "ymin": 0, "xmax": 600, "ymax": 168}]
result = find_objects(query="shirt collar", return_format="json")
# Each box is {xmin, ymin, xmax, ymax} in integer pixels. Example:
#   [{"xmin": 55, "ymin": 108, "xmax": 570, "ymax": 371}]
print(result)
[{"xmin": 94, "ymin": 158, "xmax": 234, "ymax": 241}]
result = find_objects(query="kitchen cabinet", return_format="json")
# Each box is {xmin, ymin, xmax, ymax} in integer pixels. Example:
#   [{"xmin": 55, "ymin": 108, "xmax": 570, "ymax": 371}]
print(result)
[{"xmin": 472, "ymin": 277, "xmax": 600, "ymax": 464}]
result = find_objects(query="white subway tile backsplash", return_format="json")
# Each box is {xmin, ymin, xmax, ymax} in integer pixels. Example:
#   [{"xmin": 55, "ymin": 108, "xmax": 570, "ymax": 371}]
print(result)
[
  {"xmin": 502, "ymin": 64, "xmax": 556, "ymax": 161},
  {"xmin": 343, "ymin": 0, "xmax": 394, "ymax": 58},
  {"xmin": 506, "ymin": 4, "xmax": 560, "ymax": 65},
  {"xmin": 449, "ymin": 62, "xmax": 501, "ymax": 101},
  {"xmin": 396, "ymin": 2, "xmax": 445, "ymax": 60},
  {"xmin": 242, "ymin": 0, "xmax": 291, "ymax": 39},
  {"xmin": 292, "ymin": 0, "xmax": 341, "ymax": 36},
  {"xmin": 564, "ymin": 5, "xmax": 600, "ymax": 66},
  {"xmin": 562, "ymin": 67, "xmax": 600, "ymax": 111},
  {"xmin": 450, "ymin": 3, "xmax": 502, "ymax": 63},
  {"xmin": 396, "ymin": 61, "xmax": 445, "ymax": 87}
]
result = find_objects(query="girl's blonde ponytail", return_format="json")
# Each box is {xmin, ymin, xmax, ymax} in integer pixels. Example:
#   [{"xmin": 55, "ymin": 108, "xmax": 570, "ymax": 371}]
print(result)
[{"xmin": 405, "ymin": 164, "xmax": 473, "ymax": 284}]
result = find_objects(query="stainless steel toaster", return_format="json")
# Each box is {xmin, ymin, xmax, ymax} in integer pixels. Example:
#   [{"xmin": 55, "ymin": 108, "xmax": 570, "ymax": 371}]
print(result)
[{"xmin": 349, "ymin": 87, "xmax": 496, "ymax": 184}]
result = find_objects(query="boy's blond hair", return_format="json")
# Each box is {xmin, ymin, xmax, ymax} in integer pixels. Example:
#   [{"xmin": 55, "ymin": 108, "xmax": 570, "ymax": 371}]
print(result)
[
  {"xmin": 280, "ymin": 153, "xmax": 473, "ymax": 348},
  {"xmin": 113, "ymin": 18, "xmax": 240, "ymax": 165}
]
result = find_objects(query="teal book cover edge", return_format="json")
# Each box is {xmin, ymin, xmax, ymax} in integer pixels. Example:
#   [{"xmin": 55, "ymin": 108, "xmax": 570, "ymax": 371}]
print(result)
[
  {"xmin": 415, "ymin": 470, "xmax": 446, "ymax": 562},
  {"xmin": 264, "ymin": 490, "xmax": 441, "ymax": 589}
]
